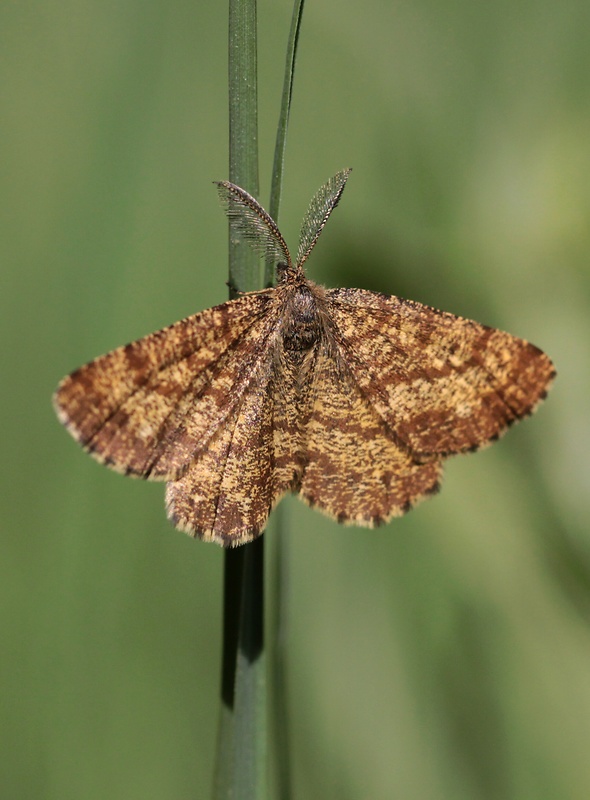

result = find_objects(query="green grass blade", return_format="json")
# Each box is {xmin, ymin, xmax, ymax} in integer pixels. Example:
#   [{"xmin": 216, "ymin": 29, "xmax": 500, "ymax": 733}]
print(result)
[
  {"xmin": 265, "ymin": 0, "xmax": 306, "ymax": 287},
  {"xmin": 269, "ymin": 503, "xmax": 293, "ymax": 800},
  {"xmin": 213, "ymin": 547, "xmax": 245, "ymax": 799},
  {"xmin": 213, "ymin": 1, "xmax": 265, "ymax": 799},
  {"xmin": 228, "ymin": 0, "xmax": 260, "ymax": 296},
  {"xmin": 234, "ymin": 538, "xmax": 266, "ymax": 795},
  {"xmin": 266, "ymin": 1, "xmax": 308, "ymax": 797}
]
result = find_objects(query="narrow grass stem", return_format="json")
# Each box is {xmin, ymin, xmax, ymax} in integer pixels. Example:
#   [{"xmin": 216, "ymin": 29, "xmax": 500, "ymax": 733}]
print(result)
[
  {"xmin": 213, "ymin": 1, "xmax": 265, "ymax": 798},
  {"xmin": 266, "ymin": 3, "xmax": 307, "ymax": 796}
]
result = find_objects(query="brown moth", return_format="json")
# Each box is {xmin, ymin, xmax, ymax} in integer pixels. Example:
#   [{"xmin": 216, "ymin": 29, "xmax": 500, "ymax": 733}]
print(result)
[{"xmin": 54, "ymin": 170, "xmax": 555, "ymax": 546}]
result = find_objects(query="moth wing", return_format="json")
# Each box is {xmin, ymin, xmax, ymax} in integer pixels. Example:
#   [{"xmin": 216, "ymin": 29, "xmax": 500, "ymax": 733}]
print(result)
[
  {"xmin": 297, "ymin": 339, "xmax": 442, "ymax": 525},
  {"xmin": 166, "ymin": 352, "xmax": 299, "ymax": 546},
  {"xmin": 54, "ymin": 291, "xmax": 279, "ymax": 480},
  {"xmin": 325, "ymin": 288, "xmax": 555, "ymax": 456}
]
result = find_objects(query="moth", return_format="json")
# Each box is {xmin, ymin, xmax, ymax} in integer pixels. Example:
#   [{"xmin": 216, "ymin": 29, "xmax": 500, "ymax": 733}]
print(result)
[{"xmin": 54, "ymin": 169, "xmax": 555, "ymax": 546}]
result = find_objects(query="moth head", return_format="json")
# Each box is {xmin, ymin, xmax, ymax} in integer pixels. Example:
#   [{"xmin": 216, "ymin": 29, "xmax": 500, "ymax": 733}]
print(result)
[{"xmin": 276, "ymin": 262, "xmax": 303, "ymax": 285}]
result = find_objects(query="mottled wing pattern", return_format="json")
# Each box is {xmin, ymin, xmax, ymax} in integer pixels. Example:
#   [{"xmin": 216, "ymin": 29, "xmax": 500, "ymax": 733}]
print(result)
[
  {"xmin": 166, "ymin": 349, "xmax": 305, "ymax": 546},
  {"xmin": 54, "ymin": 291, "xmax": 278, "ymax": 480},
  {"xmin": 325, "ymin": 288, "xmax": 555, "ymax": 456},
  {"xmin": 297, "ymin": 338, "xmax": 442, "ymax": 526}
]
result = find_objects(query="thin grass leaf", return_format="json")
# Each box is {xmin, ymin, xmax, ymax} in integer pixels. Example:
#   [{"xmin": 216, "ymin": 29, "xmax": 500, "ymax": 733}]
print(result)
[
  {"xmin": 228, "ymin": 0, "xmax": 261, "ymax": 297},
  {"xmin": 266, "ymin": 2, "xmax": 308, "ymax": 798},
  {"xmin": 265, "ymin": 0, "xmax": 306, "ymax": 287},
  {"xmin": 214, "ymin": 1, "xmax": 265, "ymax": 799}
]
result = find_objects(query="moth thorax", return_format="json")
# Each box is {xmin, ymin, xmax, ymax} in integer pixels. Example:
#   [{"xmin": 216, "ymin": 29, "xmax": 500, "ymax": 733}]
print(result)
[{"xmin": 282, "ymin": 287, "xmax": 322, "ymax": 351}]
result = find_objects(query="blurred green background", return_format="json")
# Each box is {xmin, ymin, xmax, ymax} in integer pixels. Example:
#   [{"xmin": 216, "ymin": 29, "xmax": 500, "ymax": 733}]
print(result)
[{"xmin": 2, "ymin": 0, "xmax": 589, "ymax": 797}]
